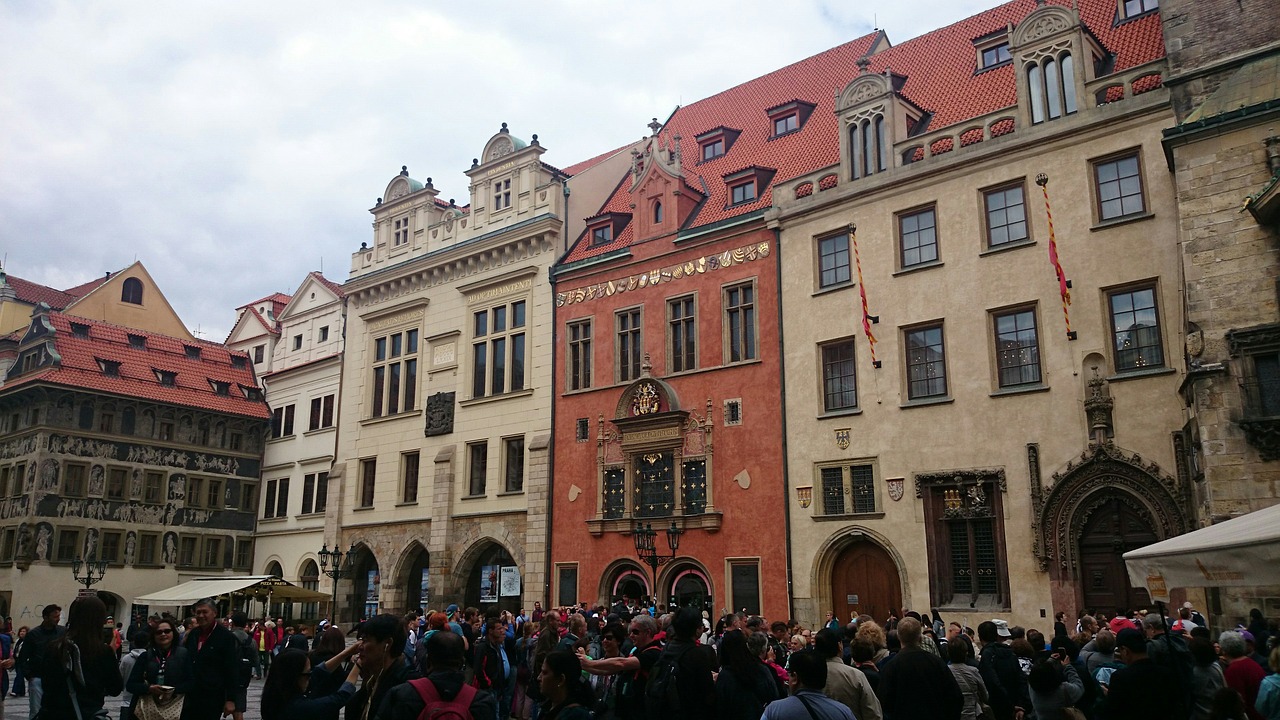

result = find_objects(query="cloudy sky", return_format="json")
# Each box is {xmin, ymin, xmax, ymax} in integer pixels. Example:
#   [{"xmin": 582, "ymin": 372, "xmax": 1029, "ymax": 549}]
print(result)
[{"xmin": 1, "ymin": 0, "xmax": 992, "ymax": 340}]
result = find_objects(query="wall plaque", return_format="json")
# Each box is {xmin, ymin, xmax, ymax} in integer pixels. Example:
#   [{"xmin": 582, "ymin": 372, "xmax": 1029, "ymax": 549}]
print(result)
[{"xmin": 425, "ymin": 392, "xmax": 456, "ymax": 437}]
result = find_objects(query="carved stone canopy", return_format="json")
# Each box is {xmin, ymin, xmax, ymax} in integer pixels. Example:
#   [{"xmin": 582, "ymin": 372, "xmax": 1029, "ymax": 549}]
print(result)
[{"xmin": 1011, "ymin": 4, "xmax": 1078, "ymax": 50}]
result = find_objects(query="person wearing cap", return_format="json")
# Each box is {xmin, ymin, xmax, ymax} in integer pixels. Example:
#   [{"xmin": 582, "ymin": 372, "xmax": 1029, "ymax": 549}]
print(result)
[
  {"xmin": 977, "ymin": 620, "xmax": 1029, "ymax": 720},
  {"xmin": 1240, "ymin": 628, "xmax": 1271, "ymax": 673},
  {"xmin": 1099, "ymin": 627, "xmax": 1186, "ymax": 720}
]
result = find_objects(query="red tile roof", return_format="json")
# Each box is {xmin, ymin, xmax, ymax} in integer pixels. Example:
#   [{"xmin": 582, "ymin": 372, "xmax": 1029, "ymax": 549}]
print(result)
[
  {"xmin": 3, "ymin": 272, "xmax": 116, "ymax": 310},
  {"xmin": 562, "ymin": 143, "xmax": 633, "ymax": 177},
  {"xmin": 562, "ymin": 0, "xmax": 1165, "ymax": 265},
  {"xmin": 236, "ymin": 292, "xmax": 292, "ymax": 311},
  {"xmin": 309, "ymin": 271, "xmax": 346, "ymax": 299},
  {"xmin": 4, "ymin": 312, "xmax": 270, "ymax": 419}
]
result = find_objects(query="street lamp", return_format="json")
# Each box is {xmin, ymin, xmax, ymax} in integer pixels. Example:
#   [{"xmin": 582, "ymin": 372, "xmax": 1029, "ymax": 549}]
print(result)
[
  {"xmin": 632, "ymin": 521, "xmax": 682, "ymax": 603},
  {"xmin": 71, "ymin": 553, "xmax": 108, "ymax": 591},
  {"xmin": 318, "ymin": 542, "xmax": 355, "ymax": 625}
]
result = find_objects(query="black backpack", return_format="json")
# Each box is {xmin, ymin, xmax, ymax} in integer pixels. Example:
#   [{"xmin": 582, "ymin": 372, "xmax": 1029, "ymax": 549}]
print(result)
[
  {"xmin": 644, "ymin": 643, "xmax": 693, "ymax": 718},
  {"xmin": 232, "ymin": 629, "xmax": 254, "ymax": 688}
]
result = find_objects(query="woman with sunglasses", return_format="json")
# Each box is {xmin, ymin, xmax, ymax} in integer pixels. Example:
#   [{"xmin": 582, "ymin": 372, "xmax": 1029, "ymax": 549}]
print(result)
[
  {"xmin": 261, "ymin": 647, "xmax": 362, "ymax": 720},
  {"xmin": 125, "ymin": 618, "xmax": 190, "ymax": 720}
]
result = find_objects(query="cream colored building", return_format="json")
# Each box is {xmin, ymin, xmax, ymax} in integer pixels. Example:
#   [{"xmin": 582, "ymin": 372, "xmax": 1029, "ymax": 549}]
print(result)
[
  {"xmin": 227, "ymin": 272, "xmax": 346, "ymax": 620},
  {"xmin": 334, "ymin": 126, "xmax": 620, "ymax": 617},
  {"xmin": 770, "ymin": 2, "xmax": 1191, "ymax": 628}
]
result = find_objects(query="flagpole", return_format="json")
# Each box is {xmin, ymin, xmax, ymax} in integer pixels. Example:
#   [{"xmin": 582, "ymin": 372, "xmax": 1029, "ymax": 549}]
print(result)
[{"xmin": 1036, "ymin": 174, "xmax": 1077, "ymax": 341}]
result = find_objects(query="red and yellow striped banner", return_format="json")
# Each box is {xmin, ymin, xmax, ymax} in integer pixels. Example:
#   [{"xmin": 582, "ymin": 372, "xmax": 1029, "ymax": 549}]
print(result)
[
  {"xmin": 851, "ymin": 227, "xmax": 880, "ymax": 367},
  {"xmin": 1036, "ymin": 174, "xmax": 1075, "ymax": 340}
]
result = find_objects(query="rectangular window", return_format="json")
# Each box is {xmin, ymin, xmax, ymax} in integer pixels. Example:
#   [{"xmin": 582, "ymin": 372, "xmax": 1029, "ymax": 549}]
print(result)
[
  {"xmin": 616, "ymin": 309, "xmax": 642, "ymax": 382},
  {"xmin": 504, "ymin": 436, "xmax": 525, "ymax": 493},
  {"xmin": 668, "ymin": 296, "xmax": 697, "ymax": 373},
  {"xmin": 568, "ymin": 319, "xmax": 593, "ymax": 391},
  {"xmin": 56, "ymin": 529, "xmax": 81, "ymax": 563},
  {"xmin": 472, "ymin": 300, "xmax": 526, "ymax": 398},
  {"xmin": 576, "ymin": 418, "xmax": 591, "ymax": 442},
  {"xmin": 1123, "ymin": 0, "xmax": 1157, "ymax": 18},
  {"xmin": 899, "ymin": 207, "xmax": 939, "ymax": 267},
  {"xmin": 905, "ymin": 324, "xmax": 948, "ymax": 400},
  {"xmin": 603, "ymin": 468, "xmax": 626, "ymax": 519},
  {"xmin": 98, "ymin": 411, "xmax": 115, "ymax": 431},
  {"xmin": 271, "ymin": 404, "xmax": 296, "ymax": 438},
  {"xmin": 13, "ymin": 463, "xmax": 26, "ymax": 497},
  {"xmin": 730, "ymin": 561, "xmax": 762, "ymax": 615},
  {"xmin": 99, "ymin": 531, "xmax": 121, "ymax": 564},
  {"xmin": 682, "ymin": 458, "xmax": 707, "ymax": 514},
  {"xmin": 980, "ymin": 42, "xmax": 1012, "ymax": 68},
  {"xmin": 591, "ymin": 225, "xmax": 612, "ymax": 245},
  {"xmin": 63, "ymin": 463, "xmax": 87, "ymax": 497},
  {"xmin": 493, "ymin": 180, "xmax": 511, "ymax": 211},
  {"xmin": 187, "ymin": 476, "xmax": 204, "ymax": 509},
  {"xmin": 239, "ymin": 480, "xmax": 258, "ymax": 513},
  {"xmin": 253, "ymin": 345, "xmax": 264, "ymax": 363},
  {"xmin": 275, "ymin": 478, "xmax": 289, "ymax": 517},
  {"xmin": 2, "ymin": 527, "xmax": 16, "ymax": 561},
  {"xmin": 234, "ymin": 539, "xmax": 253, "ymax": 570},
  {"xmin": 207, "ymin": 478, "xmax": 223, "ymax": 509},
  {"xmin": 402, "ymin": 452, "xmax": 420, "ymax": 504},
  {"xmin": 360, "ymin": 459, "xmax": 376, "ymax": 508},
  {"xmin": 263, "ymin": 479, "xmax": 277, "ymax": 518},
  {"xmin": 314, "ymin": 472, "xmax": 328, "ymax": 514},
  {"xmin": 818, "ymin": 463, "xmax": 877, "ymax": 515},
  {"xmin": 994, "ymin": 308, "xmax": 1042, "ymax": 387},
  {"xmin": 394, "ymin": 216, "xmax": 411, "ymax": 245},
  {"xmin": 724, "ymin": 282, "xmax": 757, "ymax": 363},
  {"xmin": 1109, "ymin": 286, "xmax": 1164, "ymax": 371},
  {"xmin": 821, "ymin": 339, "xmax": 858, "ymax": 411},
  {"xmin": 319, "ymin": 326, "xmax": 329, "ymax": 342},
  {"xmin": 923, "ymin": 477, "xmax": 1008, "ymax": 608},
  {"xmin": 730, "ymin": 180, "xmax": 757, "ymax": 205},
  {"xmin": 821, "ymin": 466, "xmax": 846, "ymax": 515},
  {"xmin": 203, "ymin": 537, "xmax": 222, "ymax": 568},
  {"xmin": 984, "ymin": 184, "xmax": 1028, "ymax": 247},
  {"xmin": 179, "ymin": 536, "xmax": 197, "ymax": 567},
  {"xmin": 818, "ymin": 232, "xmax": 852, "ymax": 288},
  {"xmin": 468, "ymin": 442, "xmax": 488, "ymax": 497},
  {"xmin": 557, "ymin": 565, "xmax": 579, "ymax": 607},
  {"xmin": 773, "ymin": 113, "xmax": 799, "ymax": 135},
  {"xmin": 106, "ymin": 468, "xmax": 128, "ymax": 500},
  {"xmin": 371, "ymin": 329, "xmax": 419, "ymax": 417},
  {"xmin": 1094, "ymin": 154, "xmax": 1145, "ymax": 221},
  {"xmin": 635, "ymin": 451, "xmax": 674, "ymax": 518},
  {"xmin": 702, "ymin": 138, "xmax": 724, "ymax": 161},
  {"xmin": 292, "ymin": 334, "xmax": 303, "ymax": 350},
  {"xmin": 301, "ymin": 473, "xmax": 316, "ymax": 515},
  {"xmin": 145, "ymin": 472, "xmax": 165, "ymax": 504},
  {"xmin": 0, "ymin": 467, "xmax": 9, "ymax": 499},
  {"xmin": 138, "ymin": 534, "xmax": 158, "ymax": 565}
]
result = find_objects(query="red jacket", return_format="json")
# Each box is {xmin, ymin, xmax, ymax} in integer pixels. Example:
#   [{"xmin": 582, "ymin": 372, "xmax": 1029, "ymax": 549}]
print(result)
[{"xmin": 252, "ymin": 627, "xmax": 276, "ymax": 652}]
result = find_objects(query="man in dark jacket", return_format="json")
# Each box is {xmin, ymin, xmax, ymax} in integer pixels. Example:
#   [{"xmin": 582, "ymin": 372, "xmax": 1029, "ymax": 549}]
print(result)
[
  {"xmin": 17, "ymin": 603, "xmax": 64, "ymax": 718},
  {"xmin": 376, "ymin": 629, "xmax": 496, "ymax": 720},
  {"xmin": 1100, "ymin": 627, "xmax": 1186, "ymax": 720},
  {"xmin": 977, "ymin": 620, "xmax": 1031, "ymax": 720},
  {"xmin": 877, "ymin": 617, "xmax": 962, "ymax": 720},
  {"xmin": 474, "ymin": 611, "xmax": 515, "ymax": 720},
  {"xmin": 181, "ymin": 598, "xmax": 241, "ymax": 720},
  {"xmin": 647, "ymin": 607, "xmax": 716, "ymax": 718}
]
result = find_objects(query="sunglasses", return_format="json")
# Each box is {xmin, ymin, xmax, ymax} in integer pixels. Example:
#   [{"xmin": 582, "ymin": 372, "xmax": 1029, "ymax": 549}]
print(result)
[{"xmin": 155, "ymin": 629, "xmax": 174, "ymax": 635}]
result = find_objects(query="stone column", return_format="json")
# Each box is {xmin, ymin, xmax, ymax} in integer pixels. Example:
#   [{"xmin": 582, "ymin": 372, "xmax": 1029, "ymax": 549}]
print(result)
[
  {"xmin": 429, "ymin": 445, "xmax": 457, "ymax": 604},
  {"xmin": 523, "ymin": 434, "xmax": 551, "ymax": 608}
]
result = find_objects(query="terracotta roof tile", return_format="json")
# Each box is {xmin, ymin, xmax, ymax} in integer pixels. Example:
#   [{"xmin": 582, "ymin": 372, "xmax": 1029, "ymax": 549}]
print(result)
[
  {"xmin": 561, "ymin": 0, "xmax": 1165, "ymax": 265},
  {"xmin": 309, "ymin": 271, "xmax": 346, "ymax": 299},
  {"xmin": 5, "ymin": 312, "xmax": 270, "ymax": 419},
  {"xmin": 563, "ymin": 143, "xmax": 633, "ymax": 177},
  {"xmin": 5, "ymin": 274, "xmax": 79, "ymax": 309},
  {"xmin": 235, "ymin": 292, "xmax": 292, "ymax": 311}
]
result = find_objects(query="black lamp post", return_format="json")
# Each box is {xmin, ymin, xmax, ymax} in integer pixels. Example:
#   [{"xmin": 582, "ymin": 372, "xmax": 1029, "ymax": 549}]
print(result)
[
  {"xmin": 71, "ymin": 553, "xmax": 108, "ymax": 591},
  {"xmin": 632, "ymin": 521, "xmax": 682, "ymax": 603},
  {"xmin": 318, "ymin": 542, "xmax": 355, "ymax": 625}
]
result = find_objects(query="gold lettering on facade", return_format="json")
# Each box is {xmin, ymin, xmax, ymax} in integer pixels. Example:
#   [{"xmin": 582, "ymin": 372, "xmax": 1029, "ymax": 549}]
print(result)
[
  {"xmin": 621, "ymin": 427, "xmax": 681, "ymax": 444},
  {"xmin": 467, "ymin": 278, "xmax": 533, "ymax": 304},
  {"xmin": 556, "ymin": 240, "xmax": 771, "ymax": 307},
  {"xmin": 367, "ymin": 308, "xmax": 425, "ymax": 332}
]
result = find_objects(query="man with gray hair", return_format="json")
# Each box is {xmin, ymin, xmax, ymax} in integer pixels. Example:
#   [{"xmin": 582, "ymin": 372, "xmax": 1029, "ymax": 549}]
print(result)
[
  {"xmin": 181, "ymin": 598, "xmax": 241, "ymax": 720},
  {"xmin": 877, "ymin": 617, "xmax": 962, "ymax": 719},
  {"xmin": 577, "ymin": 613, "xmax": 661, "ymax": 720},
  {"xmin": 1221, "ymin": 630, "xmax": 1265, "ymax": 718}
]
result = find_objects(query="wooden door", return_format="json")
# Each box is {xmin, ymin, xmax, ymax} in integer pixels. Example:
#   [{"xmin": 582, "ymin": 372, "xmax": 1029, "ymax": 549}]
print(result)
[
  {"xmin": 832, "ymin": 541, "xmax": 901, "ymax": 625},
  {"xmin": 1079, "ymin": 496, "xmax": 1156, "ymax": 615}
]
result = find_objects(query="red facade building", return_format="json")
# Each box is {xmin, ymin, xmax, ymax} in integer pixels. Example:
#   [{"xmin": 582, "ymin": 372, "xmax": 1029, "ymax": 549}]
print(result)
[{"xmin": 549, "ymin": 32, "xmax": 885, "ymax": 618}]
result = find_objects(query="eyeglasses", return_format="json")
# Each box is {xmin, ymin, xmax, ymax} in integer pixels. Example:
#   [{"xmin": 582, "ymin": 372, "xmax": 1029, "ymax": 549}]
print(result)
[{"xmin": 155, "ymin": 629, "xmax": 173, "ymax": 635}]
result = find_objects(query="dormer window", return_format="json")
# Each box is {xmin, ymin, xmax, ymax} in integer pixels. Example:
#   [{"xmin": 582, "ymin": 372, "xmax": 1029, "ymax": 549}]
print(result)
[
  {"xmin": 591, "ymin": 225, "xmax": 613, "ymax": 246},
  {"xmin": 766, "ymin": 100, "xmax": 815, "ymax": 138},
  {"xmin": 1121, "ymin": 0, "xmax": 1157, "ymax": 19},
  {"xmin": 393, "ymin": 216, "xmax": 410, "ymax": 246},
  {"xmin": 1027, "ymin": 52, "xmax": 1078, "ymax": 123},
  {"xmin": 128, "ymin": 334, "xmax": 146, "ymax": 349},
  {"xmin": 980, "ymin": 42, "xmax": 1012, "ymax": 70},
  {"xmin": 70, "ymin": 322, "xmax": 90, "ymax": 338},
  {"xmin": 850, "ymin": 115, "xmax": 889, "ymax": 179},
  {"xmin": 184, "ymin": 345, "xmax": 201, "ymax": 359},
  {"xmin": 730, "ymin": 180, "xmax": 757, "ymax": 205},
  {"xmin": 230, "ymin": 356, "xmax": 247, "ymax": 369},
  {"xmin": 209, "ymin": 379, "xmax": 231, "ymax": 396},
  {"xmin": 494, "ymin": 179, "xmax": 511, "ymax": 211},
  {"xmin": 695, "ymin": 126, "xmax": 741, "ymax": 163},
  {"xmin": 585, "ymin": 212, "xmax": 631, "ymax": 248},
  {"xmin": 241, "ymin": 385, "xmax": 263, "ymax": 401},
  {"xmin": 97, "ymin": 359, "xmax": 121, "ymax": 377},
  {"xmin": 723, "ymin": 166, "xmax": 776, "ymax": 207},
  {"xmin": 154, "ymin": 369, "xmax": 177, "ymax": 387},
  {"xmin": 653, "ymin": 201, "xmax": 664, "ymax": 224}
]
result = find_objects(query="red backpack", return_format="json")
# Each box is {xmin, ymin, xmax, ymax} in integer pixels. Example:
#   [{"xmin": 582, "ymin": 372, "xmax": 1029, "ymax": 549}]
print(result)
[{"xmin": 409, "ymin": 678, "xmax": 477, "ymax": 720}]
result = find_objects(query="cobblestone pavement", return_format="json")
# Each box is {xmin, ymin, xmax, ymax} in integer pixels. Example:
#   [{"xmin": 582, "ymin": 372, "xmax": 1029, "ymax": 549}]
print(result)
[{"xmin": 2, "ymin": 676, "xmax": 267, "ymax": 720}]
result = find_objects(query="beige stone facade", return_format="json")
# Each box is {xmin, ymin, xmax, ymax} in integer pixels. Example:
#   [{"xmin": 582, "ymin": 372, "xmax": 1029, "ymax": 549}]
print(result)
[
  {"xmin": 771, "ymin": 4, "xmax": 1191, "ymax": 628},
  {"xmin": 334, "ymin": 126, "xmax": 597, "ymax": 617}
]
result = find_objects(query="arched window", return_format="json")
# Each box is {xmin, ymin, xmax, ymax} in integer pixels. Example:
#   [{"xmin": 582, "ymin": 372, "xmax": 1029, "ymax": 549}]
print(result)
[
  {"xmin": 121, "ymin": 278, "xmax": 143, "ymax": 305},
  {"xmin": 1028, "ymin": 52, "xmax": 1076, "ymax": 124},
  {"xmin": 850, "ymin": 114, "xmax": 888, "ymax": 180},
  {"xmin": 653, "ymin": 201, "xmax": 663, "ymax": 224}
]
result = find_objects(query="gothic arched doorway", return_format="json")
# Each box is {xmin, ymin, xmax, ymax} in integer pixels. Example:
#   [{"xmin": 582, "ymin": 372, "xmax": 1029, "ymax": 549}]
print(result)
[
  {"xmin": 601, "ymin": 560, "xmax": 650, "ymax": 605},
  {"xmin": 349, "ymin": 545, "xmax": 380, "ymax": 622},
  {"xmin": 665, "ymin": 564, "xmax": 712, "ymax": 611},
  {"xmin": 1078, "ymin": 496, "xmax": 1157, "ymax": 615},
  {"xmin": 831, "ymin": 540, "xmax": 902, "ymax": 625},
  {"xmin": 462, "ymin": 541, "xmax": 518, "ymax": 612},
  {"xmin": 400, "ymin": 543, "xmax": 430, "ymax": 612}
]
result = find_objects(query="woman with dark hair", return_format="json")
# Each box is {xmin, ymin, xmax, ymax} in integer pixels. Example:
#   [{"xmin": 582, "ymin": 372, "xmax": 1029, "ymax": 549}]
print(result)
[
  {"xmin": 306, "ymin": 628, "xmax": 354, "ymax": 702},
  {"xmin": 714, "ymin": 630, "xmax": 779, "ymax": 720},
  {"xmin": 948, "ymin": 638, "xmax": 988, "ymax": 720},
  {"xmin": 1027, "ymin": 651, "xmax": 1083, "ymax": 720},
  {"xmin": 1190, "ymin": 636, "xmax": 1227, "ymax": 720},
  {"xmin": 588, "ymin": 622, "xmax": 626, "ymax": 719},
  {"xmin": 260, "ymin": 648, "xmax": 361, "ymax": 720},
  {"xmin": 37, "ymin": 595, "xmax": 123, "ymax": 719},
  {"xmin": 126, "ymin": 617, "xmax": 190, "ymax": 720},
  {"xmin": 527, "ymin": 613, "xmax": 561, "ymax": 711},
  {"xmin": 331, "ymin": 614, "xmax": 407, "ymax": 720},
  {"xmin": 537, "ymin": 650, "xmax": 594, "ymax": 720}
]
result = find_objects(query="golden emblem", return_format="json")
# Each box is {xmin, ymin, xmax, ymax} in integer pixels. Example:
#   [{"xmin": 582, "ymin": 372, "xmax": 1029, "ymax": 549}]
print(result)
[
  {"xmin": 632, "ymin": 382, "xmax": 660, "ymax": 416},
  {"xmin": 835, "ymin": 428, "xmax": 850, "ymax": 450}
]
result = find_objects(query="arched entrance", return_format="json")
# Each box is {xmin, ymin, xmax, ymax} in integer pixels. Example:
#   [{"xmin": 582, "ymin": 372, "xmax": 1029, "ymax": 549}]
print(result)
[
  {"xmin": 831, "ymin": 540, "xmax": 902, "ymax": 625},
  {"xmin": 1078, "ymin": 496, "xmax": 1157, "ymax": 614},
  {"xmin": 96, "ymin": 591, "xmax": 123, "ymax": 621},
  {"xmin": 299, "ymin": 559, "xmax": 320, "ymax": 621},
  {"xmin": 400, "ymin": 543, "xmax": 430, "ymax": 612},
  {"xmin": 462, "ymin": 541, "xmax": 518, "ymax": 612},
  {"xmin": 615, "ymin": 571, "xmax": 649, "ymax": 604},
  {"xmin": 662, "ymin": 562, "xmax": 712, "ymax": 611},
  {"xmin": 349, "ymin": 545, "xmax": 380, "ymax": 622},
  {"xmin": 264, "ymin": 561, "xmax": 288, "ymax": 619}
]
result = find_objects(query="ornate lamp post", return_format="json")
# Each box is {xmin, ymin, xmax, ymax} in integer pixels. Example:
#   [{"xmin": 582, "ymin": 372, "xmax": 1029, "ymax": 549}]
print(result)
[
  {"xmin": 71, "ymin": 553, "xmax": 108, "ymax": 592},
  {"xmin": 632, "ymin": 521, "xmax": 682, "ymax": 603},
  {"xmin": 318, "ymin": 542, "xmax": 355, "ymax": 625}
]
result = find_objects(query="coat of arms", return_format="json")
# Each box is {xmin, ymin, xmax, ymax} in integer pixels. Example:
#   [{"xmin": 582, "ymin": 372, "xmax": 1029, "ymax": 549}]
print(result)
[
  {"xmin": 887, "ymin": 477, "xmax": 905, "ymax": 502},
  {"xmin": 835, "ymin": 428, "xmax": 850, "ymax": 450},
  {"xmin": 632, "ymin": 382, "xmax": 660, "ymax": 415}
]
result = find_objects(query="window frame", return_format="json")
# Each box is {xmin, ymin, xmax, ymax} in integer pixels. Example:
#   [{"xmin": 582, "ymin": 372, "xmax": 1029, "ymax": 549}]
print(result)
[
  {"xmin": 666, "ymin": 294, "xmax": 698, "ymax": 374},
  {"xmin": 729, "ymin": 179, "xmax": 757, "ymax": 206},
  {"xmin": 701, "ymin": 138, "xmax": 725, "ymax": 161},
  {"xmin": 816, "ymin": 231, "xmax": 853, "ymax": 289},
  {"xmin": 55, "ymin": 528, "xmax": 83, "ymax": 564},
  {"xmin": 772, "ymin": 112, "xmax": 799, "ymax": 136},
  {"xmin": 920, "ymin": 471, "xmax": 1011, "ymax": 610},
  {"xmin": 1106, "ymin": 282, "xmax": 1165, "ymax": 373},
  {"xmin": 62, "ymin": 462, "xmax": 88, "ymax": 498},
  {"xmin": 903, "ymin": 322, "xmax": 949, "ymax": 401},
  {"xmin": 590, "ymin": 224, "xmax": 613, "ymax": 246},
  {"xmin": 814, "ymin": 460, "xmax": 879, "ymax": 517},
  {"xmin": 370, "ymin": 327, "xmax": 420, "ymax": 417},
  {"xmin": 1120, "ymin": 0, "xmax": 1158, "ymax": 20},
  {"xmin": 820, "ymin": 337, "xmax": 859, "ymax": 413},
  {"xmin": 503, "ymin": 435, "xmax": 525, "ymax": 494},
  {"xmin": 723, "ymin": 280, "xmax": 759, "ymax": 364},
  {"xmin": 401, "ymin": 451, "xmax": 420, "ymax": 504},
  {"xmin": 567, "ymin": 318, "xmax": 593, "ymax": 391},
  {"xmin": 726, "ymin": 558, "xmax": 763, "ymax": 616},
  {"xmin": 467, "ymin": 441, "xmax": 488, "ymax": 497},
  {"xmin": 359, "ymin": 458, "xmax": 376, "ymax": 508},
  {"xmin": 1091, "ymin": 150, "xmax": 1147, "ymax": 223},
  {"xmin": 615, "ymin": 306, "xmax": 643, "ymax": 383},
  {"xmin": 471, "ymin": 298, "xmax": 528, "ymax": 399},
  {"xmin": 982, "ymin": 180, "xmax": 1031, "ymax": 249},
  {"xmin": 897, "ymin": 205, "xmax": 940, "ymax": 270},
  {"xmin": 991, "ymin": 304, "xmax": 1044, "ymax": 389}
]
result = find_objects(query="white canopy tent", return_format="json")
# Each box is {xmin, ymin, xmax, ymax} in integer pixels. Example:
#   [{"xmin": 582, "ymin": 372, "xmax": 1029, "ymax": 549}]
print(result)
[
  {"xmin": 133, "ymin": 575, "xmax": 329, "ymax": 606},
  {"xmin": 1123, "ymin": 503, "xmax": 1280, "ymax": 602}
]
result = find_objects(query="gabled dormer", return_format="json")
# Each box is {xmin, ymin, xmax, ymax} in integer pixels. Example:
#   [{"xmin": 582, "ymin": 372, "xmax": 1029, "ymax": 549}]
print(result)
[
  {"xmin": 627, "ymin": 127, "xmax": 706, "ymax": 241},
  {"xmin": 695, "ymin": 126, "xmax": 742, "ymax": 163},
  {"xmin": 1010, "ymin": 3, "xmax": 1106, "ymax": 127},
  {"xmin": 585, "ymin": 212, "xmax": 633, "ymax": 248},
  {"xmin": 836, "ymin": 59, "xmax": 926, "ymax": 180},
  {"xmin": 766, "ymin": 99, "xmax": 817, "ymax": 138},
  {"xmin": 722, "ymin": 166, "xmax": 777, "ymax": 208}
]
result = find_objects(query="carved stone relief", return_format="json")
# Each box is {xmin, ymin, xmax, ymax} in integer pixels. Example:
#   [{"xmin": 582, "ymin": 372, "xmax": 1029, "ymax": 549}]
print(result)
[{"xmin": 425, "ymin": 392, "xmax": 456, "ymax": 437}]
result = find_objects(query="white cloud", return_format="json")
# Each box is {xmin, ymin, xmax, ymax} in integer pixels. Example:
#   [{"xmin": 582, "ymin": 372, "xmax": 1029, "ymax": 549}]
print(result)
[{"xmin": 0, "ymin": 0, "xmax": 993, "ymax": 339}]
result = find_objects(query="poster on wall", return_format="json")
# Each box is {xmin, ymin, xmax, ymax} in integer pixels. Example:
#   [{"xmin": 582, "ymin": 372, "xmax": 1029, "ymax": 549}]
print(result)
[
  {"xmin": 364, "ymin": 569, "xmax": 381, "ymax": 619},
  {"xmin": 499, "ymin": 566, "xmax": 521, "ymax": 598},
  {"xmin": 479, "ymin": 565, "xmax": 498, "ymax": 603},
  {"xmin": 419, "ymin": 568, "xmax": 430, "ymax": 609}
]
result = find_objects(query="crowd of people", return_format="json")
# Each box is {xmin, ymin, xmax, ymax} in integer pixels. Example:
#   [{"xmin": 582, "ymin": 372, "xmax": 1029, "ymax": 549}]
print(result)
[{"xmin": 0, "ymin": 597, "xmax": 1277, "ymax": 720}]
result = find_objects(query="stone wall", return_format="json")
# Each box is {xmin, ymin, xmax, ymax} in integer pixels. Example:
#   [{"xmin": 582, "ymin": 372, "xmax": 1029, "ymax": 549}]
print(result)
[{"xmin": 1160, "ymin": 0, "xmax": 1280, "ymax": 120}]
